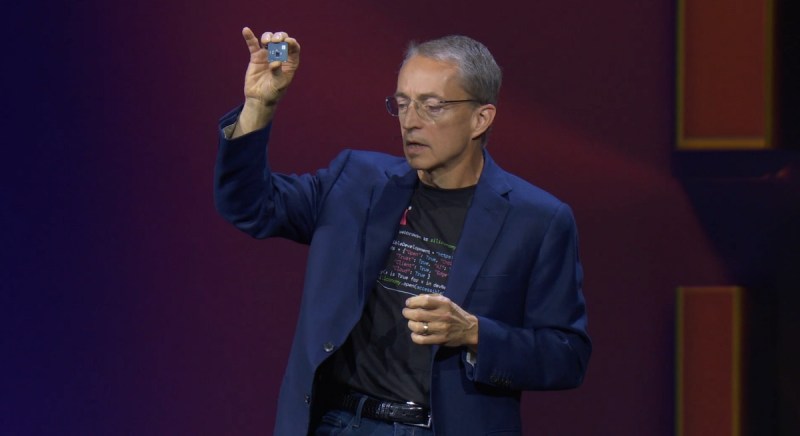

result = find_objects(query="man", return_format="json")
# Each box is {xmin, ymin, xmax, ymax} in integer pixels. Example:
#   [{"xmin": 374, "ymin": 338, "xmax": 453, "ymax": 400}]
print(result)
[{"xmin": 215, "ymin": 28, "xmax": 591, "ymax": 435}]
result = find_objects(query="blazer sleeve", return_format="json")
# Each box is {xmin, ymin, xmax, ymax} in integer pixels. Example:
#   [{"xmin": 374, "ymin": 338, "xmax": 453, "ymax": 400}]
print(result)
[
  {"xmin": 213, "ymin": 106, "xmax": 350, "ymax": 243},
  {"xmin": 465, "ymin": 203, "xmax": 591, "ymax": 390}
]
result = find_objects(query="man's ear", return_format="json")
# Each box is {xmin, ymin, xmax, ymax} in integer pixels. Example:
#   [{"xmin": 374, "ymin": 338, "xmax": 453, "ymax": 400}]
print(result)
[{"xmin": 471, "ymin": 104, "xmax": 497, "ymax": 140}]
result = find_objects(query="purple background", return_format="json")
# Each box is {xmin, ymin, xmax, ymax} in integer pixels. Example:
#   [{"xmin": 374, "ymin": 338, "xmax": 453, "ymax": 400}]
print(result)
[{"xmin": 5, "ymin": 0, "xmax": 798, "ymax": 434}]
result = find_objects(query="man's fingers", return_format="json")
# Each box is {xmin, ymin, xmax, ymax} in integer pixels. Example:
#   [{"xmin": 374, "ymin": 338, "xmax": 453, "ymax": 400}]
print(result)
[
  {"xmin": 242, "ymin": 27, "xmax": 264, "ymax": 54},
  {"xmin": 403, "ymin": 295, "xmax": 447, "ymax": 321},
  {"xmin": 411, "ymin": 333, "xmax": 437, "ymax": 345},
  {"xmin": 260, "ymin": 31, "xmax": 273, "ymax": 47},
  {"xmin": 284, "ymin": 37, "xmax": 302, "ymax": 63},
  {"xmin": 284, "ymin": 37, "xmax": 301, "ymax": 54},
  {"xmin": 402, "ymin": 307, "xmax": 431, "ymax": 322},
  {"xmin": 271, "ymin": 31, "xmax": 288, "ymax": 42},
  {"xmin": 407, "ymin": 319, "xmax": 434, "ymax": 334},
  {"xmin": 405, "ymin": 294, "xmax": 427, "ymax": 309},
  {"xmin": 409, "ymin": 320, "xmax": 441, "ymax": 345},
  {"xmin": 403, "ymin": 295, "xmax": 477, "ymax": 348},
  {"xmin": 260, "ymin": 31, "xmax": 285, "ymax": 46},
  {"xmin": 242, "ymin": 29, "xmax": 301, "ymax": 61},
  {"xmin": 268, "ymin": 60, "xmax": 284, "ymax": 72},
  {"xmin": 406, "ymin": 294, "xmax": 447, "ymax": 310}
]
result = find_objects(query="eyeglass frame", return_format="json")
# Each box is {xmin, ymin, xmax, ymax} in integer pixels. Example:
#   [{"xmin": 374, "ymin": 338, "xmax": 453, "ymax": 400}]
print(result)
[{"xmin": 385, "ymin": 95, "xmax": 482, "ymax": 121}]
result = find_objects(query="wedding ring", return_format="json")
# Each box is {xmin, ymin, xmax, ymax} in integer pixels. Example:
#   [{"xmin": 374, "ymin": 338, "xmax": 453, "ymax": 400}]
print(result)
[{"xmin": 422, "ymin": 322, "xmax": 429, "ymax": 335}]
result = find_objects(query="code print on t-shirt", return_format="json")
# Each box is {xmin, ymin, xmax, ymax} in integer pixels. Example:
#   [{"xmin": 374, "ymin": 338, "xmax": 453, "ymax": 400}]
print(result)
[{"xmin": 377, "ymin": 207, "xmax": 456, "ymax": 296}]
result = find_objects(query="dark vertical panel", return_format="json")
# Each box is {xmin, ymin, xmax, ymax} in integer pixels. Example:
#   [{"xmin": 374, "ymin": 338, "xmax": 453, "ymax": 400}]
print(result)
[{"xmin": 775, "ymin": 0, "xmax": 800, "ymax": 149}]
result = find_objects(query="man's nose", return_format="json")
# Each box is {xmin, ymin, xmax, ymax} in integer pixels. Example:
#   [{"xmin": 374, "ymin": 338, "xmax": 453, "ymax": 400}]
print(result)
[{"xmin": 400, "ymin": 102, "xmax": 425, "ymax": 130}]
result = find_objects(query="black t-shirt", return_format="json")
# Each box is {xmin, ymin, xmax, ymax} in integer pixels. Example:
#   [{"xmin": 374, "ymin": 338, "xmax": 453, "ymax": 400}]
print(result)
[{"xmin": 327, "ymin": 182, "xmax": 475, "ymax": 406}]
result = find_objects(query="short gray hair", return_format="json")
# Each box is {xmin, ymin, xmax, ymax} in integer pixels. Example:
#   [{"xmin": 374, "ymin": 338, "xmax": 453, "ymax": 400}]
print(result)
[{"xmin": 403, "ymin": 35, "xmax": 502, "ymax": 105}]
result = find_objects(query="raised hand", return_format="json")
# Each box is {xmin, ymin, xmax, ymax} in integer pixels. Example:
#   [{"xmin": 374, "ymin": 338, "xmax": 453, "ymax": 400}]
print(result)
[
  {"xmin": 233, "ymin": 28, "xmax": 301, "ymax": 137},
  {"xmin": 241, "ymin": 27, "xmax": 300, "ymax": 106}
]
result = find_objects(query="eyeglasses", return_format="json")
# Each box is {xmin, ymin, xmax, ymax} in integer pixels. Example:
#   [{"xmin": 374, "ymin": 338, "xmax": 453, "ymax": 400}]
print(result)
[{"xmin": 385, "ymin": 96, "xmax": 480, "ymax": 121}]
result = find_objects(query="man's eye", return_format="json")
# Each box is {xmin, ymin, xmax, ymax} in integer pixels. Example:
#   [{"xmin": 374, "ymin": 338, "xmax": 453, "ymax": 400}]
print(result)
[
  {"xmin": 396, "ymin": 102, "xmax": 409, "ymax": 111},
  {"xmin": 425, "ymin": 104, "xmax": 444, "ymax": 114}
]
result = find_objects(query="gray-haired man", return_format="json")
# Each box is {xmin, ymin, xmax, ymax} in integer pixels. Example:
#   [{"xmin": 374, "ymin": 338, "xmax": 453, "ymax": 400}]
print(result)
[{"xmin": 215, "ymin": 29, "xmax": 591, "ymax": 435}]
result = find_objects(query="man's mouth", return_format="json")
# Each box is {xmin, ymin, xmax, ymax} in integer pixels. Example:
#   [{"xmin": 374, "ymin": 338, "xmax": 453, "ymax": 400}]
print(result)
[{"xmin": 404, "ymin": 139, "xmax": 428, "ymax": 149}]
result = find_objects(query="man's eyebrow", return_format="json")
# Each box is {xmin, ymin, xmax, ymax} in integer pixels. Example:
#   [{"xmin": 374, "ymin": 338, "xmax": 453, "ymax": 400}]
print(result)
[
  {"xmin": 393, "ymin": 92, "xmax": 445, "ymax": 100},
  {"xmin": 417, "ymin": 93, "xmax": 444, "ymax": 100}
]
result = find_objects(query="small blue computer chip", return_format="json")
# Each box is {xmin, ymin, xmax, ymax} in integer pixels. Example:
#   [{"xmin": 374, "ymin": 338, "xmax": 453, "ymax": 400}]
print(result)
[{"xmin": 267, "ymin": 42, "xmax": 288, "ymax": 62}]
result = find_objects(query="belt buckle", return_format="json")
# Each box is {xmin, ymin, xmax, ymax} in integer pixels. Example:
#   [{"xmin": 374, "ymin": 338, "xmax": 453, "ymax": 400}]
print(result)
[
  {"xmin": 408, "ymin": 415, "xmax": 432, "ymax": 428},
  {"xmin": 404, "ymin": 401, "xmax": 432, "ymax": 428}
]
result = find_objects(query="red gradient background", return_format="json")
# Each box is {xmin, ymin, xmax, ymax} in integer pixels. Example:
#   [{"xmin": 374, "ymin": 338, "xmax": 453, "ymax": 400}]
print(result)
[{"xmin": 6, "ymin": 0, "xmax": 796, "ymax": 435}]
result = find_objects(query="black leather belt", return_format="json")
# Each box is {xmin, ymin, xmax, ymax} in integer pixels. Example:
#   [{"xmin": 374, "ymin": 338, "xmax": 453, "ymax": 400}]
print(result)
[{"xmin": 329, "ymin": 391, "xmax": 431, "ymax": 428}]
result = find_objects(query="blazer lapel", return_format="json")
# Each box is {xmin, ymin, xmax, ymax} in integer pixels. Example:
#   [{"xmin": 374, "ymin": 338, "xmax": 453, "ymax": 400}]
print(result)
[
  {"xmin": 360, "ymin": 162, "xmax": 418, "ymax": 300},
  {"xmin": 445, "ymin": 152, "xmax": 512, "ymax": 308}
]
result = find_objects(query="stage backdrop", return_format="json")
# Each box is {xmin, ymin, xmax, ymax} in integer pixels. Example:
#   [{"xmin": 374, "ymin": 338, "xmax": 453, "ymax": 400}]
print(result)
[{"xmin": 9, "ymin": 0, "xmax": 780, "ymax": 434}]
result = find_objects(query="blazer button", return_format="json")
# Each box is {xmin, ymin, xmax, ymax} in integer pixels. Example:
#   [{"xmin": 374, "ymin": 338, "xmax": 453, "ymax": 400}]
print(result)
[
  {"xmin": 304, "ymin": 394, "xmax": 311, "ymax": 405},
  {"xmin": 323, "ymin": 342, "xmax": 335, "ymax": 352}
]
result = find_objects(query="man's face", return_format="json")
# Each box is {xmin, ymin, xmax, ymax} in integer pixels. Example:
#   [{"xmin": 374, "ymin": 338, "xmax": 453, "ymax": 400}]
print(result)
[{"xmin": 395, "ymin": 55, "xmax": 483, "ymax": 183}]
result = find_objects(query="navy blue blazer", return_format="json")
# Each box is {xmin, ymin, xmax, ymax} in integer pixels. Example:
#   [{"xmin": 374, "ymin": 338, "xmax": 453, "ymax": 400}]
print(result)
[{"xmin": 215, "ymin": 108, "xmax": 591, "ymax": 435}]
